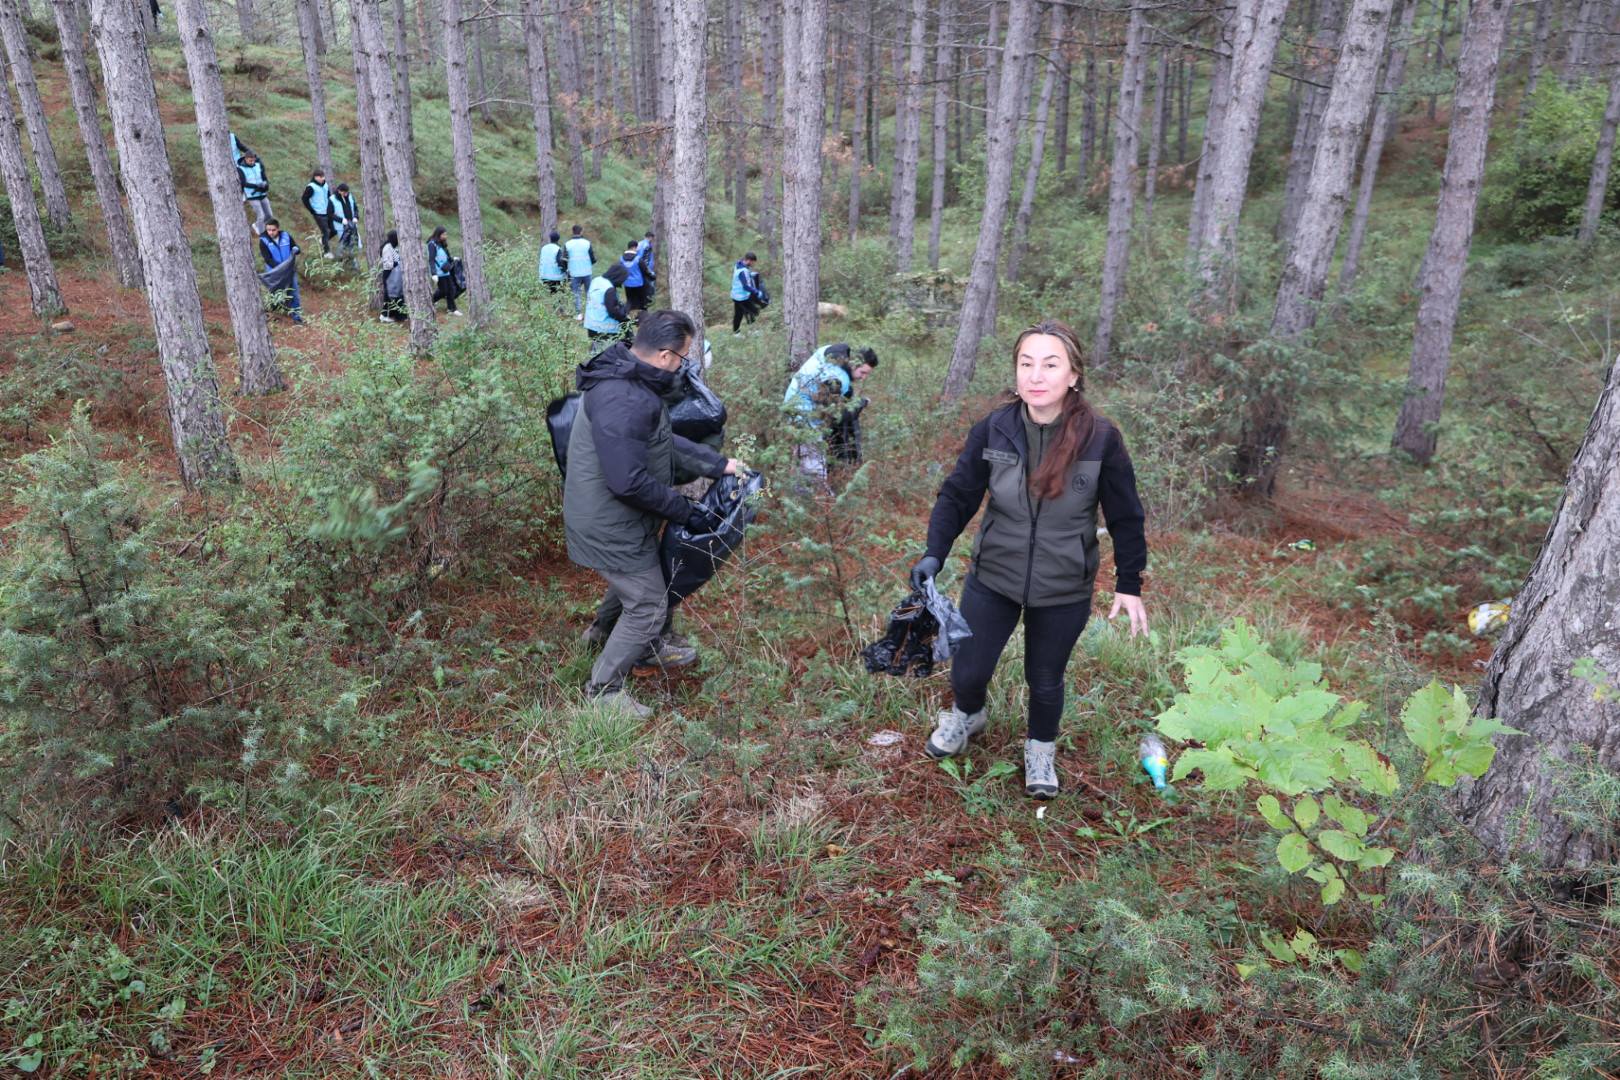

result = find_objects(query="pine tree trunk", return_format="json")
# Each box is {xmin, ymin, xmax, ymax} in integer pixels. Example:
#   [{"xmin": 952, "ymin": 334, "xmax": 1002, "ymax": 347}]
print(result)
[
  {"xmin": 943, "ymin": 0, "xmax": 1036, "ymax": 400},
  {"xmin": 983, "ymin": 1, "xmax": 1000, "ymax": 132},
  {"xmin": 391, "ymin": 0, "xmax": 416, "ymax": 175},
  {"xmin": 848, "ymin": 0, "xmax": 869, "ymax": 240},
  {"xmin": 1453, "ymin": 355, "xmax": 1620, "ymax": 871},
  {"xmin": 1093, "ymin": 2, "xmax": 1149, "ymax": 366},
  {"xmin": 1007, "ymin": 3, "xmax": 1066, "ymax": 283},
  {"xmin": 927, "ymin": 0, "xmax": 953, "ymax": 269},
  {"xmin": 295, "ymin": 0, "xmax": 335, "ymax": 181},
  {"xmin": 348, "ymin": 1, "xmax": 387, "ymax": 267},
  {"xmin": 726, "ymin": 0, "xmax": 745, "ymax": 222},
  {"xmin": 1142, "ymin": 42, "xmax": 1167, "ymax": 225},
  {"xmin": 553, "ymin": 0, "xmax": 589, "ymax": 206},
  {"xmin": 1578, "ymin": 48, "xmax": 1620, "ymax": 242},
  {"xmin": 356, "ymin": 0, "xmax": 437, "ymax": 352},
  {"xmin": 1520, "ymin": 0, "xmax": 1552, "ymax": 119},
  {"xmin": 1177, "ymin": 49, "xmax": 1191, "ymax": 161},
  {"xmin": 316, "ymin": 0, "xmax": 334, "ymax": 51},
  {"xmin": 50, "ymin": 0, "xmax": 141, "ymax": 287},
  {"xmin": 442, "ymin": 0, "xmax": 490, "ymax": 324},
  {"xmin": 780, "ymin": 0, "xmax": 827, "ymax": 363},
  {"xmin": 236, "ymin": 0, "xmax": 260, "ymax": 43},
  {"xmin": 473, "ymin": 14, "xmax": 490, "ymax": 123},
  {"xmin": 1054, "ymin": 29, "xmax": 1072, "ymax": 176},
  {"xmin": 522, "ymin": 0, "xmax": 557, "ymax": 229},
  {"xmin": 1391, "ymin": 0, "xmax": 1512, "ymax": 462},
  {"xmin": 1195, "ymin": 0, "xmax": 1292, "ymax": 301},
  {"xmin": 88, "ymin": 0, "xmax": 238, "ymax": 486},
  {"xmin": 759, "ymin": 0, "xmax": 781, "ymax": 260},
  {"xmin": 0, "ymin": 54, "xmax": 63, "ymax": 317},
  {"xmin": 1565, "ymin": 0, "xmax": 1598, "ymax": 79},
  {"xmin": 888, "ymin": 0, "xmax": 927, "ymax": 272},
  {"xmin": 1187, "ymin": 13, "xmax": 1234, "ymax": 257},
  {"xmin": 176, "ymin": 0, "xmax": 283, "ymax": 395},
  {"xmin": 1075, "ymin": 41, "xmax": 1097, "ymax": 194},
  {"xmin": 1100, "ymin": 62, "xmax": 1113, "ymax": 150},
  {"xmin": 1277, "ymin": 0, "xmax": 1345, "ymax": 243},
  {"xmin": 651, "ymin": 0, "xmax": 673, "ymax": 246},
  {"xmin": 668, "ymin": 0, "xmax": 706, "ymax": 339},
  {"xmin": 416, "ymin": 0, "xmax": 433, "ymax": 69},
  {"xmin": 0, "ymin": 0, "xmax": 72, "ymax": 232},
  {"xmin": 1339, "ymin": 0, "xmax": 1418, "ymax": 294}
]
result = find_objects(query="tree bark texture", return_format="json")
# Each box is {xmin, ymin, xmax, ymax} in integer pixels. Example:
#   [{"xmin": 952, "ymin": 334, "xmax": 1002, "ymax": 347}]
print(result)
[
  {"xmin": 88, "ymin": 0, "xmax": 237, "ymax": 487},
  {"xmin": 1075, "ymin": 40, "xmax": 1098, "ymax": 193},
  {"xmin": 888, "ymin": 0, "xmax": 927, "ymax": 272},
  {"xmin": 391, "ymin": 0, "xmax": 416, "ymax": 175},
  {"xmin": 442, "ymin": 0, "xmax": 490, "ymax": 324},
  {"xmin": 1277, "ymin": 0, "xmax": 1345, "ymax": 242},
  {"xmin": 0, "ymin": 0, "xmax": 72, "ymax": 232},
  {"xmin": 780, "ymin": 0, "xmax": 827, "ymax": 364},
  {"xmin": 928, "ymin": 0, "xmax": 954, "ymax": 268},
  {"xmin": 521, "ymin": 0, "xmax": 557, "ymax": 229},
  {"xmin": 1338, "ymin": 0, "xmax": 1417, "ymax": 293},
  {"xmin": 1391, "ymin": 0, "xmax": 1512, "ymax": 462},
  {"xmin": 759, "ymin": 0, "xmax": 781, "ymax": 259},
  {"xmin": 295, "ymin": 0, "xmax": 335, "ymax": 181},
  {"xmin": 1092, "ymin": 2, "xmax": 1149, "ymax": 367},
  {"xmin": 554, "ymin": 0, "xmax": 589, "ymax": 207},
  {"xmin": 1578, "ymin": 28, "xmax": 1620, "ymax": 243},
  {"xmin": 667, "ymin": 0, "xmax": 706, "ymax": 339},
  {"xmin": 1054, "ymin": 29, "xmax": 1072, "ymax": 176},
  {"xmin": 726, "ymin": 0, "xmax": 746, "ymax": 222},
  {"xmin": 848, "ymin": 0, "xmax": 869, "ymax": 240},
  {"xmin": 1196, "ymin": 0, "xmax": 1292, "ymax": 302},
  {"xmin": 651, "ymin": 0, "xmax": 673, "ymax": 249},
  {"xmin": 176, "ymin": 0, "xmax": 284, "ymax": 395},
  {"xmin": 1456, "ymin": 354, "xmax": 1620, "ymax": 870},
  {"xmin": 1187, "ymin": 10, "xmax": 1234, "ymax": 257},
  {"xmin": 356, "ymin": 0, "xmax": 437, "ymax": 353},
  {"xmin": 49, "ymin": 0, "xmax": 142, "ymax": 288},
  {"xmin": 0, "ymin": 48, "xmax": 63, "ymax": 318},
  {"xmin": 1142, "ymin": 42, "xmax": 1168, "ymax": 225},
  {"xmin": 349, "ymin": 0, "xmax": 387, "ymax": 274},
  {"xmin": 943, "ymin": 0, "xmax": 1036, "ymax": 401},
  {"xmin": 1006, "ymin": 2, "xmax": 1066, "ymax": 283},
  {"xmin": 236, "ymin": 0, "xmax": 260, "ymax": 43}
]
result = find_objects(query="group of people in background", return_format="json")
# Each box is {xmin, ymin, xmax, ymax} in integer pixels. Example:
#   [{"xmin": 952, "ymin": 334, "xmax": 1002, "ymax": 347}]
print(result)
[{"xmin": 538, "ymin": 226, "xmax": 659, "ymax": 343}]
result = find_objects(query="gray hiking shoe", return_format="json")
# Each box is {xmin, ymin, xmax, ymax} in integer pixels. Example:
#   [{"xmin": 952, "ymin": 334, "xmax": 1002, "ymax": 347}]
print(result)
[
  {"xmin": 924, "ymin": 706, "xmax": 987, "ymax": 759},
  {"xmin": 634, "ymin": 637, "xmax": 699, "ymax": 670},
  {"xmin": 1024, "ymin": 739, "xmax": 1059, "ymax": 799},
  {"xmin": 586, "ymin": 687, "xmax": 653, "ymax": 719}
]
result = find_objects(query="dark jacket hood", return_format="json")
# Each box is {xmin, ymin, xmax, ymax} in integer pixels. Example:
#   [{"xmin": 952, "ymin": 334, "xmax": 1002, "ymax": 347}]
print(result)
[
  {"xmin": 576, "ymin": 342, "xmax": 681, "ymax": 399},
  {"xmin": 605, "ymin": 261, "xmax": 630, "ymax": 287}
]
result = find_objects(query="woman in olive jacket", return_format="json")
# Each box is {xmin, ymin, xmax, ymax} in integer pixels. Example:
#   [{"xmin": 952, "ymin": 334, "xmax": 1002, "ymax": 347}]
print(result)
[{"xmin": 910, "ymin": 320, "xmax": 1149, "ymax": 798}]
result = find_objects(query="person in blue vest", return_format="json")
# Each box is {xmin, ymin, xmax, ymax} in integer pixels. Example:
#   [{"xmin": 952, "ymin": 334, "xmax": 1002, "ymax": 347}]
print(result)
[
  {"xmin": 782, "ymin": 343, "xmax": 879, "ymax": 486},
  {"xmin": 565, "ymin": 224, "xmax": 595, "ymax": 318},
  {"xmin": 730, "ymin": 252, "xmax": 766, "ymax": 334},
  {"xmin": 632, "ymin": 231, "xmax": 656, "ymax": 304},
  {"xmin": 301, "ymin": 169, "xmax": 337, "ymax": 258},
  {"xmin": 538, "ymin": 229, "xmax": 567, "ymax": 295},
  {"xmin": 330, "ymin": 183, "xmax": 360, "ymax": 268},
  {"xmin": 237, "ymin": 151, "xmax": 272, "ymax": 236},
  {"xmin": 230, "ymin": 132, "xmax": 252, "ymax": 164},
  {"xmin": 618, "ymin": 238, "xmax": 652, "ymax": 312},
  {"xmin": 257, "ymin": 218, "xmax": 303, "ymax": 324},
  {"xmin": 583, "ymin": 261, "xmax": 632, "ymax": 344},
  {"xmin": 427, "ymin": 226, "xmax": 463, "ymax": 316}
]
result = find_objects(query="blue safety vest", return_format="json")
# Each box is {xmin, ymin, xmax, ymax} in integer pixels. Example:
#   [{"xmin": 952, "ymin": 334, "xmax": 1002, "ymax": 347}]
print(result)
[
  {"xmin": 305, "ymin": 180, "xmax": 331, "ymax": 215},
  {"xmin": 539, "ymin": 242, "xmax": 564, "ymax": 281},
  {"xmin": 230, "ymin": 132, "xmax": 248, "ymax": 163},
  {"xmin": 429, "ymin": 240, "xmax": 452, "ymax": 278},
  {"xmin": 583, "ymin": 276, "xmax": 619, "ymax": 333},
  {"xmin": 260, "ymin": 231, "xmax": 295, "ymax": 266},
  {"xmin": 565, "ymin": 237, "xmax": 593, "ymax": 278},
  {"xmin": 238, "ymin": 161, "xmax": 267, "ymax": 200},
  {"xmin": 637, "ymin": 239, "xmax": 654, "ymax": 278},
  {"xmin": 782, "ymin": 347, "xmax": 851, "ymax": 423},
  {"xmin": 620, "ymin": 253, "xmax": 644, "ymax": 288},
  {"xmin": 731, "ymin": 262, "xmax": 754, "ymax": 301}
]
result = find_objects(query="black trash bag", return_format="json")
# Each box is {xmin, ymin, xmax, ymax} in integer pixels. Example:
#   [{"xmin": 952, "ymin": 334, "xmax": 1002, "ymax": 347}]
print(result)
[
  {"xmin": 661, "ymin": 471, "xmax": 766, "ymax": 602},
  {"xmin": 545, "ymin": 393, "xmax": 581, "ymax": 477},
  {"xmin": 861, "ymin": 580, "xmax": 972, "ymax": 677},
  {"xmin": 669, "ymin": 359, "xmax": 727, "ymax": 443},
  {"xmin": 828, "ymin": 397, "xmax": 867, "ymax": 465},
  {"xmin": 451, "ymin": 257, "xmax": 468, "ymax": 295}
]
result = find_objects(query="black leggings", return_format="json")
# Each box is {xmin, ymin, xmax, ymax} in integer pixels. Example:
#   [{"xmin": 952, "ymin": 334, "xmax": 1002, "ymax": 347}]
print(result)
[
  {"xmin": 732, "ymin": 298, "xmax": 760, "ymax": 332},
  {"xmin": 434, "ymin": 276, "xmax": 459, "ymax": 312},
  {"xmin": 949, "ymin": 574, "xmax": 1091, "ymax": 742}
]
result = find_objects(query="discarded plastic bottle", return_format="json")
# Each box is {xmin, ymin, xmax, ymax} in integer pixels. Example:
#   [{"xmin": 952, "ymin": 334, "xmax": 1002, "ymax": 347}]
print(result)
[{"xmin": 1139, "ymin": 735, "xmax": 1169, "ymax": 790}]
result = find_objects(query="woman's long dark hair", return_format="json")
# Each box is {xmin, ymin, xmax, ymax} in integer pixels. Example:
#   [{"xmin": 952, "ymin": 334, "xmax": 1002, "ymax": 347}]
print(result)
[{"xmin": 1014, "ymin": 320, "xmax": 1098, "ymax": 501}]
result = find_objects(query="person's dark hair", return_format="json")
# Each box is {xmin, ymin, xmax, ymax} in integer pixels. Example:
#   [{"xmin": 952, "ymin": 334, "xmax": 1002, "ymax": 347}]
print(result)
[
  {"xmin": 548, "ymin": 230, "xmax": 560, "ymax": 242},
  {"xmin": 311, "ymin": 169, "xmax": 324, "ymax": 180},
  {"xmin": 382, "ymin": 229, "xmax": 399, "ymax": 254},
  {"xmin": 430, "ymin": 226, "xmax": 447, "ymax": 243},
  {"xmin": 337, "ymin": 182, "xmax": 349, "ymax": 192},
  {"xmin": 241, "ymin": 152, "xmax": 256, "ymax": 162},
  {"xmin": 644, "ymin": 230, "xmax": 654, "ymax": 239},
  {"xmin": 633, "ymin": 309, "xmax": 697, "ymax": 354},
  {"xmin": 626, "ymin": 238, "xmax": 641, "ymax": 252},
  {"xmin": 744, "ymin": 251, "xmax": 757, "ymax": 262},
  {"xmin": 571, "ymin": 224, "xmax": 583, "ymax": 236},
  {"xmin": 857, "ymin": 347, "xmax": 879, "ymax": 369},
  {"xmin": 264, "ymin": 217, "xmax": 280, "ymax": 229},
  {"xmin": 1013, "ymin": 320, "xmax": 1098, "ymax": 502}
]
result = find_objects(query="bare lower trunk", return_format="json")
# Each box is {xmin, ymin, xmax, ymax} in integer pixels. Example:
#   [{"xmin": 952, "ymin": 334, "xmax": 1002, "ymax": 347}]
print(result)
[
  {"xmin": 1177, "ymin": 49, "xmax": 1190, "ymax": 161},
  {"xmin": 0, "ymin": 0, "xmax": 72, "ymax": 232},
  {"xmin": 442, "ymin": 0, "xmax": 490, "ymax": 324},
  {"xmin": 888, "ymin": 0, "xmax": 927, "ymax": 272},
  {"xmin": 89, "ymin": 0, "xmax": 237, "ymax": 486},
  {"xmin": 927, "ymin": 0, "xmax": 953, "ymax": 268},
  {"xmin": 651, "ymin": 0, "xmax": 673, "ymax": 247},
  {"xmin": 1054, "ymin": 31, "xmax": 1072, "ymax": 175},
  {"xmin": 236, "ymin": 0, "xmax": 259, "ymax": 42},
  {"xmin": 0, "ymin": 54, "xmax": 63, "ymax": 317},
  {"xmin": 668, "ymin": 0, "xmax": 706, "ymax": 338},
  {"xmin": 780, "ymin": 0, "xmax": 827, "ymax": 362},
  {"xmin": 356, "ymin": 0, "xmax": 436, "ymax": 353},
  {"xmin": 1391, "ymin": 0, "xmax": 1512, "ymax": 462},
  {"xmin": 942, "ymin": 0, "xmax": 1036, "ymax": 400},
  {"xmin": 349, "ymin": 2, "xmax": 386, "ymax": 274},
  {"xmin": 1093, "ymin": 3, "xmax": 1149, "ymax": 366},
  {"xmin": 50, "ymin": 0, "xmax": 141, "ymax": 287},
  {"xmin": 295, "ymin": 0, "xmax": 334, "ymax": 180},
  {"xmin": 1187, "ymin": 12, "xmax": 1234, "ymax": 258},
  {"xmin": 1578, "ymin": 37, "xmax": 1620, "ymax": 242},
  {"xmin": 176, "ymin": 0, "xmax": 282, "ymax": 395},
  {"xmin": 1075, "ymin": 41, "xmax": 1097, "ymax": 193},
  {"xmin": 1338, "ymin": 0, "xmax": 1417, "ymax": 294},
  {"xmin": 1277, "ymin": 0, "xmax": 1345, "ymax": 243},
  {"xmin": 726, "ymin": 0, "xmax": 746, "ymax": 222},
  {"xmin": 391, "ymin": 0, "xmax": 416, "ymax": 176},
  {"xmin": 759, "ymin": 0, "xmax": 782, "ymax": 259},
  {"xmin": 315, "ymin": 0, "xmax": 334, "ymax": 50},
  {"xmin": 554, "ymin": 0, "xmax": 589, "ymax": 206},
  {"xmin": 1454, "ymin": 354, "xmax": 1620, "ymax": 871},
  {"xmin": 1007, "ymin": 3, "xmax": 1066, "ymax": 282},
  {"xmin": 521, "ymin": 0, "xmax": 557, "ymax": 228},
  {"xmin": 848, "ymin": 1, "xmax": 869, "ymax": 240},
  {"xmin": 1142, "ymin": 42, "xmax": 1167, "ymax": 226},
  {"xmin": 1564, "ymin": 0, "xmax": 1599, "ymax": 79}
]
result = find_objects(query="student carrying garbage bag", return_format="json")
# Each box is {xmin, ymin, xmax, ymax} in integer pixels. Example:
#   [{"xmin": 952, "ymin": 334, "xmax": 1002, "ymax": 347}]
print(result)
[
  {"xmin": 661, "ymin": 470, "xmax": 766, "ymax": 602},
  {"xmin": 861, "ymin": 579, "xmax": 973, "ymax": 678}
]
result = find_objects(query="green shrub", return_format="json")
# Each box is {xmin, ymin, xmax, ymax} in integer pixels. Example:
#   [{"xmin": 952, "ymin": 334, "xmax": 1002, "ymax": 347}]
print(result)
[
  {"xmin": 1482, "ymin": 81, "xmax": 1613, "ymax": 241},
  {"xmin": 0, "ymin": 409, "xmax": 355, "ymax": 827}
]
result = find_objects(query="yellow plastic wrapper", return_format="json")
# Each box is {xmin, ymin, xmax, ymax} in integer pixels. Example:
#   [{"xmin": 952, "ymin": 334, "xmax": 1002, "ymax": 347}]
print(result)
[{"xmin": 1467, "ymin": 601, "xmax": 1511, "ymax": 636}]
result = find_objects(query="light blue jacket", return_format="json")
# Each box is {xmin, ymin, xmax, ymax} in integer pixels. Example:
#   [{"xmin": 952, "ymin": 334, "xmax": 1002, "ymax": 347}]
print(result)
[
  {"xmin": 430, "ymin": 240, "xmax": 453, "ymax": 278},
  {"xmin": 583, "ymin": 276, "xmax": 620, "ymax": 333},
  {"xmin": 731, "ymin": 262, "xmax": 759, "ymax": 302},
  {"xmin": 565, "ymin": 237, "xmax": 594, "ymax": 279},
  {"xmin": 782, "ymin": 346, "xmax": 852, "ymax": 425},
  {"xmin": 539, "ymin": 242, "xmax": 565, "ymax": 281}
]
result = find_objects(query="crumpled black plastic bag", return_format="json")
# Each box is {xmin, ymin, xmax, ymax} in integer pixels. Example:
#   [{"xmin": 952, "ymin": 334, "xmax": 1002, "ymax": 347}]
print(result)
[
  {"xmin": 861, "ymin": 580, "xmax": 973, "ymax": 677},
  {"xmin": 545, "ymin": 393, "xmax": 580, "ymax": 477},
  {"xmin": 661, "ymin": 471, "xmax": 766, "ymax": 602},
  {"xmin": 669, "ymin": 359, "xmax": 727, "ymax": 443}
]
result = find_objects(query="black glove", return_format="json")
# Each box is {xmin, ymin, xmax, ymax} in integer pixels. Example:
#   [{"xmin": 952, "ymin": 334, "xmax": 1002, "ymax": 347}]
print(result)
[
  {"xmin": 909, "ymin": 555, "xmax": 941, "ymax": 592},
  {"xmin": 685, "ymin": 502, "xmax": 724, "ymax": 535}
]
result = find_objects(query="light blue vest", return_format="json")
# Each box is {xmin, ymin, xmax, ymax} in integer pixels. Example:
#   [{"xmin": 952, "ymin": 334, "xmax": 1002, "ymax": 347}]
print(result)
[
  {"xmin": 230, "ymin": 132, "xmax": 247, "ymax": 163},
  {"xmin": 731, "ymin": 263, "xmax": 752, "ymax": 301},
  {"xmin": 539, "ymin": 243, "xmax": 564, "ymax": 281},
  {"xmin": 430, "ymin": 241, "xmax": 452, "ymax": 278},
  {"xmin": 565, "ymin": 237, "xmax": 593, "ymax": 278},
  {"xmin": 306, "ymin": 180, "xmax": 331, "ymax": 215},
  {"xmin": 782, "ymin": 347, "xmax": 851, "ymax": 424},
  {"xmin": 583, "ymin": 276, "xmax": 619, "ymax": 333},
  {"xmin": 238, "ymin": 161, "xmax": 266, "ymax": 200}
]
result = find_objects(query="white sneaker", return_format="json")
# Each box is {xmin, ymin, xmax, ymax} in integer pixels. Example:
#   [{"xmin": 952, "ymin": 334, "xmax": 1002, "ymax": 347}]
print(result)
[
  {"xmin": 379, "ymin": 314, "xmax": 391, "ymax": 323},
  {"xmin": 586, "ymin": 688, "xmax": 652, "ymax": 719},
  {"xmin": 924, "ymin": 706, "xmax": 987, "ymax": 759},
  {"xmin": 1024, "ymin": 739, "xmax": 1058, "ymax": 799},
  {"xmin": 324, "ymin": 252, "xmax": 335, "ymax": 260}
]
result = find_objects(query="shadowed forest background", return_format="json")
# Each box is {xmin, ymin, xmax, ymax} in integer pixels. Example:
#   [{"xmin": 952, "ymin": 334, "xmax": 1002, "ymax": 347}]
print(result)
[{"xmin": 0, "ymin": 0, "xmax": 1618, "ymax": 1074}]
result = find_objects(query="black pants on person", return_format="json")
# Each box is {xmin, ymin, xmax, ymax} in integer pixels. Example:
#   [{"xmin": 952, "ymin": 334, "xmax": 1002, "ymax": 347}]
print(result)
[
  {"xmin": 625, "ymin": 284, "xmax": 652, "ymax": 310},
  {"xmin": 433, "ymin": 276, "xmax": 459, "ymax": 312},
  {"xmin": 949, "ymin": 574, "xmax": 1092, "ymax": 743},
  {"xmin": 310, "ymin": 212, "xmax": 335, "ymax": 254},
  {"xmin": 732, "ymin": 298, "xmax": 761, "ymax": 332}
]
